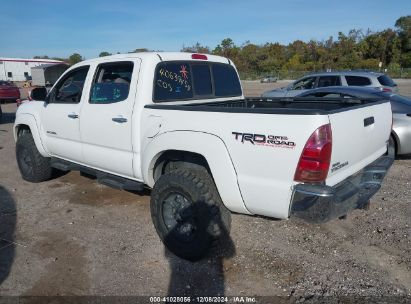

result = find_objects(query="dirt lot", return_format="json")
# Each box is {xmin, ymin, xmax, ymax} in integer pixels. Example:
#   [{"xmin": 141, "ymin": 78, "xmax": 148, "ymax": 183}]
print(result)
[{"xmin": 0, "ymin": 81, "xmax": 410, "ymax": 302}]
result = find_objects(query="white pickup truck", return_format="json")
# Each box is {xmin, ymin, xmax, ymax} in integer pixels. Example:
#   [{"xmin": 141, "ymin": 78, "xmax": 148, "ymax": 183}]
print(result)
[{"xmin": 14, "ymin": 52, "xmax": 393, "ymax": 260}]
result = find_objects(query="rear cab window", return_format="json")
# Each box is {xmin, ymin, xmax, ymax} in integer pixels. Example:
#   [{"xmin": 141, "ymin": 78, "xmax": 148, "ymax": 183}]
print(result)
[
  {"xmin": 345, "ymin": 76, "xmax": 371, "ymax": 86},
  {"xmin": 153, "ymin": 61, "xmax": 242, "ymax": 102}
]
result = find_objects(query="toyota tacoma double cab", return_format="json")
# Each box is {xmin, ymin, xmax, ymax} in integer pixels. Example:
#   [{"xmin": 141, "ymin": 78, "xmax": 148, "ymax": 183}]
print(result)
[{"xmin": 14, "ymin": 52, "xmax": 393, "ymax": 260}]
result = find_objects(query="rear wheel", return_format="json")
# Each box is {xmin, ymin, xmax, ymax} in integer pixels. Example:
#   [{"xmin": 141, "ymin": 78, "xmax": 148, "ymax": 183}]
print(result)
[
  {"xmin": 16, "ymin": 133, "xmax": 52, "ymax": 182},
  {"xmin": 387, "ymin": 134, "xmax": 396, "ymax": 158},
  {"xmin": 150, "ymin": 169, "xmax": 231, "ymax": 261}
]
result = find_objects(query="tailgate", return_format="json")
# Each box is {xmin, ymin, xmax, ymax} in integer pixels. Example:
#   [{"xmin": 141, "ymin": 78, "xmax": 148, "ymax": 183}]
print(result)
[{"xmin": 326, "ymin": 100, "xmax": 392, "ymax": 186}]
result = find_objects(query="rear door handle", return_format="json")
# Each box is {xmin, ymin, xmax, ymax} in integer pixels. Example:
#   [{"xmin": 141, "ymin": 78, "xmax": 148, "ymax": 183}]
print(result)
[
  {"xmin": 68, "ymin": 113, "xmax": 79, "ymax": 119},
  {"xmin": 364, "ymin": 116, "xmax": 374, "ymax": 127},
  {"xmin": 112, "ymin": 117, "xmax": 128, "ymax": 123}
]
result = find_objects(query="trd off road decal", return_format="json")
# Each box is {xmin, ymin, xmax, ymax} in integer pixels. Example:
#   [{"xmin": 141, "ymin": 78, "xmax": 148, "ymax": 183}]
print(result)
[{"xmin": 232, "ymin": 132, "xmax": 296, "ymax": 149}]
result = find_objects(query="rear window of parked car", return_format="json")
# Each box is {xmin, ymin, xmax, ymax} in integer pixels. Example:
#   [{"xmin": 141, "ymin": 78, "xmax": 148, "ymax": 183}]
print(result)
[
  {"xmin": 377, "ymin": 75, "xmax": 396, "ymax": 87},
  {"xmin": 345, "ymin": 76, "xmax": 371, "ymax": 86},
  {"xmin": 153, "ymin": 61, "xmax": 242, "ymax": 102}
]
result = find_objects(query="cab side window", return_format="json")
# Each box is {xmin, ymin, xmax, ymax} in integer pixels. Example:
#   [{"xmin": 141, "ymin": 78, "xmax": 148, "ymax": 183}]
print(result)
[
  {"xmin": 345, "ymin": 76, "xmax": 371, "ymax": 86},
  {"xmin": 317, "ymin": 76, "xmax": 341, "ymax": 87},
  {"xmin": 291, "ymin": 77, "xmax": 316, "ymax": 90},
  {"xmin": 90, "ymin": 62, "xmax": 133, "ymax": 104},
  {"xmin": 51, "ymin": 66, "xmax": 90, "ymax": 103}
]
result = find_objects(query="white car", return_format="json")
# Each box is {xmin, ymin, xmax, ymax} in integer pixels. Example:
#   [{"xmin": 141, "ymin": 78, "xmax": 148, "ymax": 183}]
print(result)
[{"xmin": 14, "ymin": 52, "xmax": 393, "ymax": 260}]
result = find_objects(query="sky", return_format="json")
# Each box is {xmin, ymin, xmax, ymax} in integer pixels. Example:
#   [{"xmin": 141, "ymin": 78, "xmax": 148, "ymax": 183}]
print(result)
[{"xmin": 1, "ymin": 0, "xmax": 410, "ymax": 59}]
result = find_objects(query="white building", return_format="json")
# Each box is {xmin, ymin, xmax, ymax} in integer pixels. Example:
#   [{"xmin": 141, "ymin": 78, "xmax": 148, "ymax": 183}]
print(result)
[{"xmin": 0, "ymin": 58, "xmax": 64, "ymax": 82}]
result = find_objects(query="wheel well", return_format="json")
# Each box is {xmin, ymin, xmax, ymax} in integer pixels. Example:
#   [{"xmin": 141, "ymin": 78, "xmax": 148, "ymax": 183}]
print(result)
[
  {"xmin": 153, "ymin": 150, "xmax": 212, "ymax": 182},
  {"xmin": 16, "ymin": 124, "xmax": 31, "ymax": 137}
]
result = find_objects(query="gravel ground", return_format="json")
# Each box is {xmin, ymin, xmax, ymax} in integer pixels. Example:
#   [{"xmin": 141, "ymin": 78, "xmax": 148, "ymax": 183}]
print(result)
[{"xmin": 0, "ymin": 81, "xmax": 410, "ymax": 302}]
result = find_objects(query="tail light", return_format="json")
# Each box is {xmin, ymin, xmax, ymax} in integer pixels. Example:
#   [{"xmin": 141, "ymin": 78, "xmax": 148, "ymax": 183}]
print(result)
[
  {"xmin": 382, "ymin": 87, "xmax": 392, "ymax": 92},
  {"xmin": 294, "ymin": 124, "xmax": 332, "ymax": 183}
]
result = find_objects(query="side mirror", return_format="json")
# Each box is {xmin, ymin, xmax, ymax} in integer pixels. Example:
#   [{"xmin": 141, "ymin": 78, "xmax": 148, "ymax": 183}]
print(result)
[{"xmin": 30, "ymin": 87, "xmax": 48, "ymax": 101}]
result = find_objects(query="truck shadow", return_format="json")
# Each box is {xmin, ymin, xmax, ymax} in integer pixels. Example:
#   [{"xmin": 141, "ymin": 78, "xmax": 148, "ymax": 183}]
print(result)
[
  {"xmin": 0, "ymin": 185, "xmax": 17, "ymax": 285},
  {"xmin": 165, "ymin": 201, "xmax": 235, "ymax": 297},
  {"xmin": 0, "ymin": 112, "xmax": 16, "ymax": 125}
]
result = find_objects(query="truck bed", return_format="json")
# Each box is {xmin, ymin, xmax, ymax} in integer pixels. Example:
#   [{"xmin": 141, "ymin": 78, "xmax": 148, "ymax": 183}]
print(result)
[
  {"xmin": 144, "ymin": 95, "xmax": 391, "ymax": 218},
  {"xmin": 146, "ymin": 97, "xmax": 387, "ymax": 115}
]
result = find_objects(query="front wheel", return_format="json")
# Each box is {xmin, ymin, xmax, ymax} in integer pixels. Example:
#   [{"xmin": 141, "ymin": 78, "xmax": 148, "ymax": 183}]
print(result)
[
  {"xmin": 150, "ymin": 169, "xmax": 231, "ymax": 261},
  {"xmin": 16, "ymin": 133, "xmax": 52, "ymax": 182}
]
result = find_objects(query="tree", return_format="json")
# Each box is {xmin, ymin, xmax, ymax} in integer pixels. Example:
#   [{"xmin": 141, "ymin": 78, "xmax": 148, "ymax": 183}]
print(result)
[
  {"xmin": 68, "ymin": 53, "xmax": 83, "ymax": 65},
  {"xmin": 212, "ymin": 38, "xmax": 239, "ymax": 61},
  {"xmin": 395, "ymin": 15, "xmax": 411, "ymax": 66},
  {"xmin": 130, "ymin": 48, "xmax": 150, "ymax": 53},
  {"xmin": 52, "ymin": 57, "xmax": 69, "ymax": 63},
  {"xmin": 33, "ymin": 55, "xmax": 49, "ymax": 59},
  {"xmin": 99, "ymin": 51, "xmax": 112, "ymax": 57},
  {"xmin": 181, "ymin": 42, "xmax": 210, "ymax": 54}
]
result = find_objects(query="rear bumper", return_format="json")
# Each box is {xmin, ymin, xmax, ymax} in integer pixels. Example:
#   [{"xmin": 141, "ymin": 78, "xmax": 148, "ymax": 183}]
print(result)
[{"xmin": 290, "ymin": 155, "xmax": 393, "ymax": 223}]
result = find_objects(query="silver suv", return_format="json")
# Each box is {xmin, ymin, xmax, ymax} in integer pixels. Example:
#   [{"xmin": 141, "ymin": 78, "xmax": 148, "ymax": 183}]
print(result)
[{"xmin": 262, "ymin": 71, "xmax": 398, "ymax": 97}]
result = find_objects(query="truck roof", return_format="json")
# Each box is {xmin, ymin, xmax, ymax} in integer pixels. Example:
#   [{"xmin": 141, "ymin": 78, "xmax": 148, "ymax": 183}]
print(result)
[{"xmin": 73, "ymin": 52, "xmax": 231, "ymax": 66}]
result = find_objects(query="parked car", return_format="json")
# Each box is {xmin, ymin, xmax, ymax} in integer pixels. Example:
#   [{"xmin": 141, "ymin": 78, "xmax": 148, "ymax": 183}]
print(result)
[
  {"xmin": 262, "ymin": 71, "xmax": 398, "ymax": 97},
  {"xmin": 0, "ymin": 80, "xmax": 20, "ymax": 103},
  {"xmin": 296, "ymin": 86, "xmax": 411, "ymax": 156},
  {"xmin": 260, "ymin": 75, "xmax": 278, "ymax": 83},
  {"xmin": 14, "ymin": 52, "xmax": 392, "ymax": 260}
]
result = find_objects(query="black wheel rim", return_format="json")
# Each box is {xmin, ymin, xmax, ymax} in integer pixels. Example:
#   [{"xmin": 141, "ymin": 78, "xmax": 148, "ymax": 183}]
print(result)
[
  {"xmin": 18, "ymin": 147, "xmax": 33, "ymax": 176},
  {"xmin": 162, "ymin": 192, "xmax": 197, "ymax": 243}
]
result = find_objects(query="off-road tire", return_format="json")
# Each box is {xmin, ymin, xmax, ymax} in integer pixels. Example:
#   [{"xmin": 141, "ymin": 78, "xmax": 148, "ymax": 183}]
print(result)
[
  {"xmin": 150, "ymin": 169, "xmax": 231, "ymax": 261},
  {"xmin": 387, "ymin": 134, "xmax": 396, "ymax": 158},
  {"xmin": 16, "ymin": 133, "xmax": 52, "ymax": 182}
]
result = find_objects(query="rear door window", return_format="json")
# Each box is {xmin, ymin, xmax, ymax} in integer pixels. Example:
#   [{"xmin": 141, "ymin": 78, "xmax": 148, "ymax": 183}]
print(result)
[
  {"xmin": 345, "ymin": 76, "xmax": 371, "ymax": 86},
  {"xmin": 90, "ymin": 61, "xmax": 133, "ymax": 104},
  {"xmin": 317, "ymin": 76, "xmax": 341, "ymax": 87}
]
